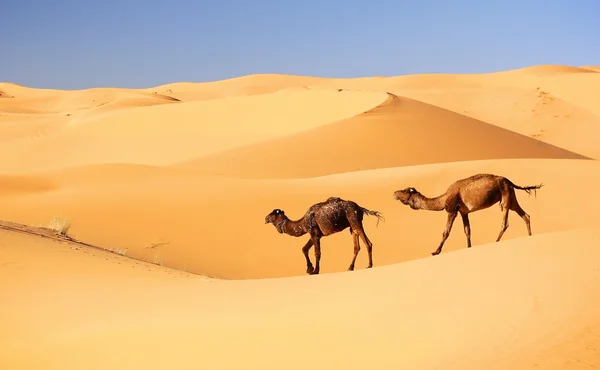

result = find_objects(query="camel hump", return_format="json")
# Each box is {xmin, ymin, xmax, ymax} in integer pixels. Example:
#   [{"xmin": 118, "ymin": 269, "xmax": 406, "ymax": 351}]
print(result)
[{"xmin": 326, "ymin": 196, "xmax": 343, "ymax": 202}]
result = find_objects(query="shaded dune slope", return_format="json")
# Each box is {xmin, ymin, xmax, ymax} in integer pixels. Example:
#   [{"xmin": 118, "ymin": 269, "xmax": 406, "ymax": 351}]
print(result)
[
  {"xmin": 581, "ymin": 65, "xmax": 600, "ymax": 72},
  {"xmin": 175, "ymin": 93, "xmax": 588, "ymax": 179},
  {"xmin": 0, "ymin": 174, "xmax": 59, "ymax": 196}
]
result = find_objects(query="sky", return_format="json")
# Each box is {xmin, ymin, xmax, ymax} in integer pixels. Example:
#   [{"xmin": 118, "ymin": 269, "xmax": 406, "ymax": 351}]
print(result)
[{"xmin": 3, "ymin": 0, "xmax": 599, "ymax": 90}]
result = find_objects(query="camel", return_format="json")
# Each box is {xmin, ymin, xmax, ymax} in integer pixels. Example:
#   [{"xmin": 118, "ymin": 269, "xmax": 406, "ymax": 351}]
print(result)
[
  {"xmin": 393, "ymin": 173, "xmax": 543, "ymax": 256},
  {"xmin": 264, "ymin": 197, "xmax": 384, "ymax": 275}
]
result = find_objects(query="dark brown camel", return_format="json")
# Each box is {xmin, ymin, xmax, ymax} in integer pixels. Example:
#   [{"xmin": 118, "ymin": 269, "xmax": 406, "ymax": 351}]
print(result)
[
  {"xmin": 393, "ymin": 174, "xmax": 543, "ymax": 256},
  {"xmin": 264, "ymin": 197, "xmax": 384, "ymax": 275}
]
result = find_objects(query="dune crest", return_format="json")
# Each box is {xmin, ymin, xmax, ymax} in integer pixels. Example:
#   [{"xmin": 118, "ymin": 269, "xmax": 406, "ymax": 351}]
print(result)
[
  {"xmin": 581, "ymin": 65, "xmax": 600, "ymax": 72},
  {"xmin": 144, "ymin": 74, "xmax": 332, "ymax": 102},
  {"xmin": 0, "ymin": 88, "xmax": 387, "ymax": 173},
  {"xmin": 397, "ymin": 85, "xmax": 600, "ymax": 159},
  {"xmin": 494, "ymin": 64, "xmax": 599, "ymax": 76},
  {"xmin": 175, "ymin": 93, "xmax": 587, "ymax": 178}
]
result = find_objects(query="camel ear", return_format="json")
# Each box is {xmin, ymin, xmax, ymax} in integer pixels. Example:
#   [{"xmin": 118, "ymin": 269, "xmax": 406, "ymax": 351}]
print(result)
[{"xmin": 408, "ymin": 188, "xmax": 415, "ymax": 193}]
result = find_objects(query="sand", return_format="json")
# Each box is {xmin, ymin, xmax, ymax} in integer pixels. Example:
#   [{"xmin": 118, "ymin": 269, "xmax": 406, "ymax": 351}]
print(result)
[{"xmin": 1, "ymin": 64, "xmax": 599, "ymax": 369}]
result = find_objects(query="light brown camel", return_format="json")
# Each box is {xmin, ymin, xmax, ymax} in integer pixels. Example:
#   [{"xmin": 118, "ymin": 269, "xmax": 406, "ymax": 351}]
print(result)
[
  {"xmin": 264, "ymin": 197, "xmax": 384, "ymax": 275},
  {"xmin": 393, "ymin": 173, "xmax": 543, "ymax": 256}
]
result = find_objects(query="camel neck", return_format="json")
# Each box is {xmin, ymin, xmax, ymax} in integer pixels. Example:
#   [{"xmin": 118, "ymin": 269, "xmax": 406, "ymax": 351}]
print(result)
[
  {"xmin": 412, "ymin": 193, "xmax": 447, "ymax": 211},
  {"xmin": 277, "ymin": 218, "xmax": 306, "ymax": 237}
]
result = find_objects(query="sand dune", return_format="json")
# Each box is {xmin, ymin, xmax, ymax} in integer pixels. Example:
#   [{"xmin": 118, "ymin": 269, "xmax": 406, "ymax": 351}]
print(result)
[
  {"xmin": 0, "ymin": 87, "xmax": 179, "ymax": 115},
  {"xmin": 581, "ymin": 65, "xmax": 600, "ymax": 72},
  {"xmin": 1, "ymin": 157, "xmax": 598, "ymax": 279},
  {"xmin": 0, "ymin": 82, "xmax": 34, "ymax": 96},
  {"xmin": 506, "ymin": 64, "xmax": 599, "ymax": 76},
  {"xmin": 0, "ymin": 174, "xmax": 58, "ymax": 196},
  {"xmin": 175, "ymin": 93, "xmax": 588, "ymax": 178},
  {"xmin": 395, "ymin": 85, "xmax": 600, "ymax": 159},
  {"xmin": 144, "ymin": 73, "xmax": 332, "ymax": 102},
  {"xmin": 2, "ymin": 225, "xmax": 599, "ymax": 369},
  {"xmin": 2, "ymin": 64, "xmax": 600, "ymax": 369},
  {"xmin": 0, "ymin": 88, "xmax": 386, "ymax": 173}
]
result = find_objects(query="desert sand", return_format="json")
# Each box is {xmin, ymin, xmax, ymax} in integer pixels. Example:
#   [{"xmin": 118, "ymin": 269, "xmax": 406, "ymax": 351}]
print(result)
[{"xmin": 1, "ymin": 64, "xmax": 600, "ymax": 369}]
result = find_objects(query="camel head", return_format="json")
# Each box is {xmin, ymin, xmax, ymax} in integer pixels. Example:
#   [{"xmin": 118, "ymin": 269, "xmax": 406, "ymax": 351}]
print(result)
[
  {"xmin": 265, "ymin": 208, "xmax": 286, "ymax": 225},
  {"xmin": 393, "ymin": 187, "xmax": 419, "ymax": 207}
]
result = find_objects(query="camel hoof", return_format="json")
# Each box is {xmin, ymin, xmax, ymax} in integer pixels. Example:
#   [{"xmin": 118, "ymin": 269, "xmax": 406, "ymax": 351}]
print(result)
[
  {"xmin": 306, "ymin": 266, "xmax": 315, "ymax": 274},
  {"xmin": 309, "ymin": 270, "xmax": 320, "ymax": 275},
  {"xmin": 367, "ymin": 265, "xmax": 373, "ymax": 269},
  {"xmin": 431, "ymin": 251, "xmax": 440, "ymax": 256},
  {"xmin": 347, "ymin": 266, "xmax": 354, "ymax": 271}
]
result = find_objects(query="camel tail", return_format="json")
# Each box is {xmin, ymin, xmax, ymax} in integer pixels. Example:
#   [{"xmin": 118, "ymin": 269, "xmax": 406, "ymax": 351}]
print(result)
[
  {"xmin": 360, "ymin": 207, "xmax": 385, "ymax": 227},
  {"xmin": 508, "ymin": 180, "xmax": 544, "ymax": 197}
]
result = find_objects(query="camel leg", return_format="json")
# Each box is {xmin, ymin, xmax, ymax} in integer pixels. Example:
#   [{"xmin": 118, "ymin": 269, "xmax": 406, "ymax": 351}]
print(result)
[
  {"xmin": 432, "ymin": 211, "xmax": 458, "ymax": 256},
  {"xmin": 302, "ymin": 239, "xmax": 315, "ymax": 274},
  {"xmin": 356, "ymin": 227, "xmax": 373, "ymax": 268},
  {"xmin": 495, "ymin": 199, "xmax": 510, "ymax": 242},
  {"xmin": 348, "ymin": 232, "xmax": 361, "ymax": 271},
  {"xmin": 511, "ymin": 200, "xmax": 532, "ymax": 236},
  {"xmin": 310, "ymin": 236, "xmax": 322, "ymax": 275},
  {"xmin": 461, "ymin": 212, "xmax": 472, "ymax": 248}
]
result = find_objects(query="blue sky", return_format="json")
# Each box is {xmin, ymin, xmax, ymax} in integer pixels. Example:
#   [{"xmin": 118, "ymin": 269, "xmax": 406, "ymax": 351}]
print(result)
[{"xmin": 3, "ymin": 0, "xmax": 599, "ymax": 89}]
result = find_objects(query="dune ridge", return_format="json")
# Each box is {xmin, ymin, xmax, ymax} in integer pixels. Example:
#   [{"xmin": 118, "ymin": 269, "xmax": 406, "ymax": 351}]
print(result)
[
  {"xmin": 581, "ymin": 65, "xmax": 600, "ymax": 72},
  {"xmin": 2, "ymin": 63, "xmax": 600, "ymax": 369},
  {"xmin": 506, "ymin": 64, "xmax": 599, "ymax": 75},
  {"xmin": 0, "ymin": 88, "xmax": 388, "ymax": 173},
  {"xmin": 174, "ymin": 92, "xmax": 588, "ymax": 178}
]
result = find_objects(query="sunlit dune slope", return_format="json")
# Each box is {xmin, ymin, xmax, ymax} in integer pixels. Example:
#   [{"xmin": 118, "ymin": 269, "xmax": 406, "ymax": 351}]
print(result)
[
  {"xmin": 1, "ymin": 158, "xmax": 598, "ymax": 279},
  {"xmin": 144, "ymin": 73, "xmax": 332, "ymax": 101},
  {"xmin": 0, "ymin": 82, "xmax": 31, "ymax": 97},
  {"xmin": 0, "ymin": 83, "xmax": 179, "ymax": 114},
  {"xmin": 0, "ymin": 115, "xmax": 70, "ymax": 143},
  {"xmin": 0, "ymin": 89, "xmax": 387, "ymax": 173},
  {"xmin": 399, "ymin": 85, "xmax": 600, "ymax": 159},
  {"xmin": 0, "ymin": 92, "xmax": 180, "ymax": 143},
  {"xmin": 2, "ymin": 225, "xmax": 599, "ymax": 370},
  {"xmin": 175, "ymin": 93, "xmax": 588, "ymax": 179},
  {"xmin": 0, "ymin": 226, "xmax": 200, "ymax": 286},
  {"xmin": 479, "ymin": 65, "xmax": 600, "ymax": 117},
  {"xmin": 505, "ymin": 64, "xmax": 599, "ymax": 76},
  {"xmin": 41, "ymin": 88, "xmax": 180, "ymax": 113}
]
